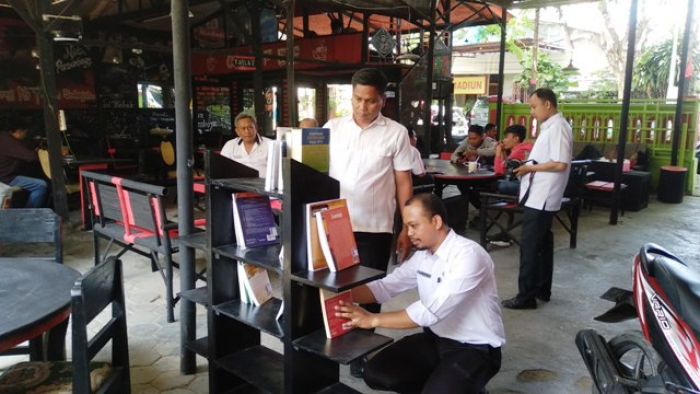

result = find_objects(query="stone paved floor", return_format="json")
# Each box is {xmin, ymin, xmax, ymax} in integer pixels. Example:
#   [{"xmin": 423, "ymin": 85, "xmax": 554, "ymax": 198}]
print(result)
[{"xmin": 1, "ymin": 193, "xmax": 699, "ymax": 393}]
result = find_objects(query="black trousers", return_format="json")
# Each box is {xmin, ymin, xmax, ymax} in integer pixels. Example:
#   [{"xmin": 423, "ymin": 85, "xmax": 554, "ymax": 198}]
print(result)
[
  {"xmin": 354, "ymin": 232, "xmax": 393, "ymax": 314},
  {"xmin": 517, "ymin": 207, "xmax": 555, "ymax": 301},
  {"xmin": 364, "ymin": 330, "xmax": 502, "ymax": 394}
]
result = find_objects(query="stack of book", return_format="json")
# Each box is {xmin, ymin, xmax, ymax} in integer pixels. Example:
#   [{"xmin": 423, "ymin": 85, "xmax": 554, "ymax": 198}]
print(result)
[
  {"xmin": 232, "ymin": 192, "xmax": 279, "ymax": 249},
  {"xmin": 265, "ymin": 127, "xmax": 330, "ymax": 192},
  {"xmin": 304, "ymin": 198, "xmax": 360, "ymax": 272}
]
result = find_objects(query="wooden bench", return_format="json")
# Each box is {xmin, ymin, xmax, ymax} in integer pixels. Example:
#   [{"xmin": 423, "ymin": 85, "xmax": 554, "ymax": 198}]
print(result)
[
  {"xmin": 82, "ymin": 171, "xmax": 203, "ymax": 323},
  {"xmin": 479, "ymin": 193, "xmax": 581, "ymax": 249}
]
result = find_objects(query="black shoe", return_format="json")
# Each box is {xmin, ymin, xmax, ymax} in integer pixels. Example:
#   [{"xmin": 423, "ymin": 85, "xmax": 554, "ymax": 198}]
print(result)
[
  {"xmin": 536, "ymin": 294, "xmax": 551, "ymax": 302},
  {"xmin": 350, "ymin": 356, "xmax": 367, "ymax": 378},
  {"xmin": 502, "ymin": 297, "xmax": 537, "ymax": 310}
]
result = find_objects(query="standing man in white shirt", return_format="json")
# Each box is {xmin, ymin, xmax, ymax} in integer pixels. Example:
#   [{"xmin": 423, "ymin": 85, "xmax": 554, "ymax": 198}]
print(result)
[
  {"xmin": 220, "ymin": 112, "xmax": 272, "ymax": 177},
  {"xmin": 502, "ymin": 88, "xmax": 573, "ymax": 310},
  {"xmin": 324, "ymin": 67, "xmax": 413, "ymax": 280},
  {"xmin": 325, "ymin": 68, "xmax": 413, "ymax": 377},
  {"xmin": 337, "ymin": 193, "xmax": 505, "ymax": 393}
]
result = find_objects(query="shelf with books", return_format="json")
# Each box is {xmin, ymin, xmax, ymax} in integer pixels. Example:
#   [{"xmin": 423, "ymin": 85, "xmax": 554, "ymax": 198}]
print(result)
[
  {"xmin": 315, "ymin": 382, "xmax": 362, "ymax": 394},
  {"xmin": 213, "ymin": 298, "xmax": 284, "ymax": 339},
  {"xmin": 213, "ymin": 244, "xmax": 283, "ymax": 273},
  {"xmin": 178, "ymin": 230, "xmax": 209, "ymax": 251},
  {"xmin": 293, "ymin": 329, "xmax": 392, "ymax": 365},
  {"xmin": 178, "ymin": 286, "xmax": 209, "ymax": 306},
  {"xmin": 185, "ymin": 336, "xmax": 209, "ymax": 359},
  {"xmin": 216, "ymin": 345, "xmax": 284, "ymax": 394},
  {"xmin": 291, "ymin": 265, "xmax": 386, "ymax": 293},
  {"xmin": 211, "ymin": 177, "xmax": 284, "ymax": 199}
]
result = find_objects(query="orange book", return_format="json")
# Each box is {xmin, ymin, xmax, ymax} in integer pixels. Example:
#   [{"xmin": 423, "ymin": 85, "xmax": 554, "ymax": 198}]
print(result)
[
  {"xmin": 316, "ymin": 204, "xmax": 360, "ymax": 272},
  {"xmin": 305, "ymin": 199, "xmax": 346, "ymax": 272},
  {"xmin": 319, "ymin": 289, "xmax": 354, "ymax": 339}
]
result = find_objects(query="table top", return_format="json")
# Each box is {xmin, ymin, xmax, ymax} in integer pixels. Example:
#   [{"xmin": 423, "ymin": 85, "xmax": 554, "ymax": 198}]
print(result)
[
  {"xmin": 62, "ymin": 156, "xmax": 134, "ymax": 167},
  {"xmin": 423, "ymin": 159, "xmax": 498, "ymax": 181},
  {"xmin": 0, "ymin": 260, "xmax": 80, "ymax": 351}
]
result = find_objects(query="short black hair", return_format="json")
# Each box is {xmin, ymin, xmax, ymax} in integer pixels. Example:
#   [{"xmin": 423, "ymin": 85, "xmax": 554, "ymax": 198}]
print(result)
[
  {"xmin": 504, "ymin": 124, "xmax": 526, "ymax": 142},
  {"xmin": 405, "ymin": 193, "xmax": 448, "ymax": 225},
  {"xmin": 468, "ymin": 124, "xmax": 484, "ymax": 136},
  {"xmin": 351, "ymin": 68, "xmax": 388, "ymax": 94},
  {"xmin": 531, "ymin": 88, "xmax": 558, "ymax": 108},
  {"xmin": 485, "ymin": 123, "xmax": 496, "ymax": 132}
]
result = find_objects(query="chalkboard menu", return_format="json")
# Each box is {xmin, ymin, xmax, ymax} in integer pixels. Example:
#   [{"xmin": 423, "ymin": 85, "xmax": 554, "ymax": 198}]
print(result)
[{"xmin": 194, "ymin": 84, "xmax": 231, "ymax": 135}]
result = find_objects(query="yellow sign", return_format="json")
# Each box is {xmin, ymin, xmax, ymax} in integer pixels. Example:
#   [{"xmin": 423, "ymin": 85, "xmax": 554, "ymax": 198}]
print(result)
[{"xmin": 453, "ymin": 76, "xmax": 488, "ymax": 95}]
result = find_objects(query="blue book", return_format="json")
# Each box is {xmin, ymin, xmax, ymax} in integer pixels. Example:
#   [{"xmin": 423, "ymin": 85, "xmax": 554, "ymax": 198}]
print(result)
[{"xmin": 232, "ymin": 192, "xmax": 279, "ymax": 249}]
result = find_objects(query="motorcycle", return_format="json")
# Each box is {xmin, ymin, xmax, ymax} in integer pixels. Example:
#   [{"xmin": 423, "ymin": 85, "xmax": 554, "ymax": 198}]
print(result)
[{"xmin": 575, "ymin": 243, "xmax": 700, "ymax": 393}]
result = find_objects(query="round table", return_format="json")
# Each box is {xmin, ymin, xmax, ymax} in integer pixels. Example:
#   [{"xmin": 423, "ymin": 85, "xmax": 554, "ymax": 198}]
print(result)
[
  {"xmin": 0, "ymin": 260, "xmax": 80, "ymax": 360},
  {"xmin": 423, "ymin": 159, "xmax": 499, "ymax": 196}
]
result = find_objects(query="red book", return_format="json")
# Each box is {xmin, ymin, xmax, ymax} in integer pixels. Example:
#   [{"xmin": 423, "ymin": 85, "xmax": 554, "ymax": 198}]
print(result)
[
  {"xmin": 316, "ymin": 204, "xmax": 360, "ymax": 272},
  {"xmin": 319, "ymin": 289, "xmax": 354, "ymax": 339}
]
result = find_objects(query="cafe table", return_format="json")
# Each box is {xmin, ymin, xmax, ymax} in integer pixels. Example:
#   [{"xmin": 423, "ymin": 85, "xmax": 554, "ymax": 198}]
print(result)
[
  {"xmin": 423, "ymin": 158, "xmax": 500, "ymax": 197},
  {"xmin": 0, "ymin": 260, "xmax": 80, "ymax": 361}
]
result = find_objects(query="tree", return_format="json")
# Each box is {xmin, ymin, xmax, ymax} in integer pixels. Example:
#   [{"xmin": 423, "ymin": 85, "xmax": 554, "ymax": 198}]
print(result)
[
  {"xmin": 585, "ymin": 0, "xmax": 665, "ymax": 98},
  {"xmin": 634, "ymin": 38, "xmax": 700, "ymax": 98},
  {"xmin": 513, "ymin": 50, "xmax": 572, "ymax": 95}
]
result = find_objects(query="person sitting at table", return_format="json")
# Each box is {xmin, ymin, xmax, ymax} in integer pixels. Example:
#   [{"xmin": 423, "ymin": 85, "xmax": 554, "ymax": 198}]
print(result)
[
  {"xmin": 450, "ymin": 125, "xmax": 496, "ymax": 228},
  {"xmin": 299, "ymin": 118, "xmax": 319, "ymax": 128},
  {"xmin": 450, "ymin": 124, "xmax": 496, "ymax": 164},
  {"xmin": 221, "ymin": 112, "xmax": 272, "ymax": 178},
  {"xmin": 493, "ymin": 124, "xmax": 533, "ymax": 196},
  {"xmin": 0, "ymin": 120, "xmax": 47, "ymax": 208},
  {"xmin": 336, "ymin": 193, "xmax": 505, "ymax": 394},
  {"xmin": 485, "ymin": 123, "xmax": 498, "ymax": 141}
]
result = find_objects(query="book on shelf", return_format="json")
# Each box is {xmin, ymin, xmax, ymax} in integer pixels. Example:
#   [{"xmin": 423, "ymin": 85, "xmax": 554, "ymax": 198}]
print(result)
[
  {"xmin": 239, "ymin": 263, "xmax": 273, "ymax": 306},
  {"xmin": 304, "ymin": 199, "xmax": 347, "ymax": 272},
  {"xmin": 237, "ymin": 262, "xmax": 251, "ymax": 304},
  {"xmin": 285, "ymin": 127, "xmax": 330, "ymax": 173},
  {"xmin": 319, "ymin": 288, "xmax": 354, "ymax": 339},
  {"xmin": 232, "ymin": 192, "xmax": 279, "ymax": 249},
  {"xmin": 315, "ymin": 200, "xmax": 360, "ymax": 272}
]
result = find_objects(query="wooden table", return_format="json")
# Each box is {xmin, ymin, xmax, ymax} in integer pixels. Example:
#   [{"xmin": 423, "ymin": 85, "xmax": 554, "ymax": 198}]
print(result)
[
  {"xmin": 423, "ymin": 159, "xmax": 500, "ymax": 197},
  {"xmin": 0, "ymin": 260, "xmax": 80, "ymax": 360}
]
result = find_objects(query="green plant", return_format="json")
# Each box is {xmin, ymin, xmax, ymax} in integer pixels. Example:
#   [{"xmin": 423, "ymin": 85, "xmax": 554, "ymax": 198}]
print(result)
[{"xmin": 513, "ymin": 51, "xmax": 572, "ymax": 95}]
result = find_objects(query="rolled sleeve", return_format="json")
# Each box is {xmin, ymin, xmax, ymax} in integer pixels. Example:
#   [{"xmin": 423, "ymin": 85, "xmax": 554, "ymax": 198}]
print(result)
[
  {"xmin": 451, "ymin": 140, "xmax": 468, "ymax": 161},
  {"xmin": 407, "ymin": 251, "xmax": 489, "ymax": 327},
  {"xmin": 548, "ymin": 122, "xmax": 573, "ymax": 163},
  {"xmin": 392, "ymin": 128, "xmax": 414, "ymax": 172}
]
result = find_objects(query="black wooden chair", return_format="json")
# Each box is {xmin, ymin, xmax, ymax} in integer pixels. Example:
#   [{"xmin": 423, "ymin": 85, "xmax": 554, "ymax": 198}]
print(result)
[
  {"xmin": 0, "ymin": 208, "xmax": 62, "ymax": 264},
  {"xmin": 0, "ymin": 256, "xmax": 131, "ymax": 393},
  {"xmin": 479, "ymin": 162, "xmax": 588, "ymax": 250}
]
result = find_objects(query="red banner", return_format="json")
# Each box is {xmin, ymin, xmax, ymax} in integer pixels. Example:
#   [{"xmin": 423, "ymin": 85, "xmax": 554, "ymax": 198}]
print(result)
[{"xmin": 191, "ymin": 33, "xmax": 363, "ymax": 75}]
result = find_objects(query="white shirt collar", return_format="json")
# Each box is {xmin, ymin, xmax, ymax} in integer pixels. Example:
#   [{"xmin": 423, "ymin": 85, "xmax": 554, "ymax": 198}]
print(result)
[
  {"xmin": 352, "ymin": 112, "xmax": 388, "ymax": 131},
  {"xmin": 540, "ymin": 112, "xmax": 563, "ymax": 130},
  {"xmin": 432, "ymin": 229, "xmax": 457, "ymax": 261}
]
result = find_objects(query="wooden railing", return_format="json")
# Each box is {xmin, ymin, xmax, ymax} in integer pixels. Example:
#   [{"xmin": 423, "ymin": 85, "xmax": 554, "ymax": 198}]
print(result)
[{"xmin": 491, "ymin": 99, "xmax": 699, "ymax": 193}]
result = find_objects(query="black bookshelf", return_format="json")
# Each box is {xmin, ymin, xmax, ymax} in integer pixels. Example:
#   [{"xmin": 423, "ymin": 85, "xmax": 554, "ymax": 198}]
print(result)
[{"xmin": 204, "ymin": 154, "xmax": 392, "ymax": 393}]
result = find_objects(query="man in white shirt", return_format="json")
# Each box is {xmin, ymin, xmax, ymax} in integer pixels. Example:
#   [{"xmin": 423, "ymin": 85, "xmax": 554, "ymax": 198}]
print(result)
[
  {"xmin": 407, "ymin": 128, "xmax": 426, "ymax": 177},
  {"xmin": 502, "ymin": 88, "xmax": 573, "ymax": 310},
  {"xmin": 324, "ymin": 67, "xmax": 413, "ymax": 299},
  {"xmin": 337, "ymin": 193, "xmax": 505, "ymax": 393},
  {"xmin": 220, "ymin": 113, "xmax": 271, "ymax": 177}
]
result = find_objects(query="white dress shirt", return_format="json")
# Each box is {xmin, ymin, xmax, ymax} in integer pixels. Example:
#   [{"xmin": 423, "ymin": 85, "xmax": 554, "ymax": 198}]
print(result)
[
  {"xmin": 518, "ymin": 112, "xmax": 573, "ymax": 211},
  {"xmin": 324, "ymin": 114, "xmax": 413, "ymax": 233},
  {"xmin": 366, "ymin": 230, "xmax": 506, "ymax": 347},
  {"xmin": 220, "ymin": 136, "xmax": 272, "ymax": 178},
  {"xmin": 410, "ymin": 146, "xmax": 426, "ymax": 176}
]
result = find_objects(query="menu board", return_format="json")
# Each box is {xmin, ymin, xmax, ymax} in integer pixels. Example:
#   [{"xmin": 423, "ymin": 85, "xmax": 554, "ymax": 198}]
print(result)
[{"xmin": 194, "ymin": 84, "xmax": 231, "ymax": 135}]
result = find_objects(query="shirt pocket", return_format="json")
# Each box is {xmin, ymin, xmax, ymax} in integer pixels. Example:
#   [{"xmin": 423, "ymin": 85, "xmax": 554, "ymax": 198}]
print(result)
[{"xmin": 364, "ymin": 146, "xmax": 393, "ymax": 173}]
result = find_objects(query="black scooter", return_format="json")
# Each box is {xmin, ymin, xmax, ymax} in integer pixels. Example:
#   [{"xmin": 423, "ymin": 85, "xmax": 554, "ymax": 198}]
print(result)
[{"xmin": 576, "ymin": 243, "xmax": 700, "ymax": 393}]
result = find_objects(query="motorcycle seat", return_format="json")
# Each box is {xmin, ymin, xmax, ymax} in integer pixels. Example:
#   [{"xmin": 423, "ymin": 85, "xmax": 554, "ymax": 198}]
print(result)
[{"xmin": 648, "ymin": 252, "xmax": 700, "ymax": 337}]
